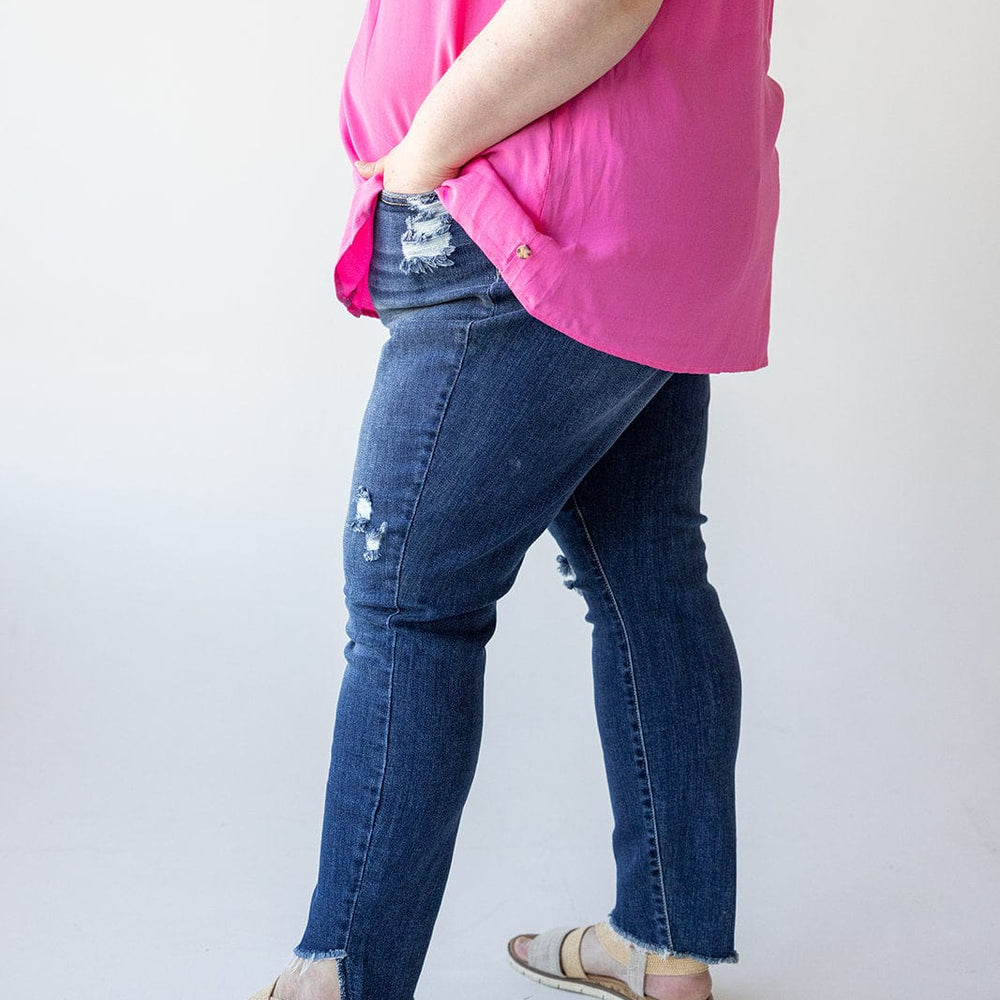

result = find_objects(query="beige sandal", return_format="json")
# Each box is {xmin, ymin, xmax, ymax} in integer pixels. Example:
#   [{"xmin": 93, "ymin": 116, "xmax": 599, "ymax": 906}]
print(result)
[{"xmin": 506, "ymin": 922, "xmax": 713, "ymax": 1000}]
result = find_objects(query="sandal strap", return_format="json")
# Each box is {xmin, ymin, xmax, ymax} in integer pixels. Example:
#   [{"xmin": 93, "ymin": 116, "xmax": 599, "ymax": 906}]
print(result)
[
  {"xmin": 558, "ymin": 925, "xmax": 589, "ymax": 979},
  {"xmin": 594, "ymin": 921, "xmax": 709, "ymax": 988},
  {"xmin": 627, "ymin": 945, "xmax": 648, "ymax": 996},
  {"xmin": 526, "ymin": 924, "xmax": 577, "ymax": 977}
]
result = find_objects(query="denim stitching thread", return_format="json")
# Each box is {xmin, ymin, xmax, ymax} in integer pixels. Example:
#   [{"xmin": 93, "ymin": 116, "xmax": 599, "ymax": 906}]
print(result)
[
  {"xmin": 569, "ymin": 492, "xmax": 675, "ymax": 951},
  {"xmin": 335, "ymin": 316, "xmax": 478, "ymax": 991}
]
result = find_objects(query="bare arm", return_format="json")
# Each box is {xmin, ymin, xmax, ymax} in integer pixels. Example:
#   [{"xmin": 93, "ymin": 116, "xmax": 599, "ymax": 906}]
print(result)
[{"xmin": 358, "ymin": 0, "xmax": 664, "ymax": 193}]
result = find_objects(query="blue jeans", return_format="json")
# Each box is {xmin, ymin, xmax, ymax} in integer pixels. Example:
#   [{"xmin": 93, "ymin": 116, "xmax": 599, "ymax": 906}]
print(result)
[{"xmin": 293, "ymin": 190, "xmax": 742, "ymax": 1000}]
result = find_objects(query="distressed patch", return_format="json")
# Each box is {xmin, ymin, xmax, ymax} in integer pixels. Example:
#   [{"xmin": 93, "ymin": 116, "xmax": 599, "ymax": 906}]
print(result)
[
  {"xmin": 399, "ymin": 194, "xmax": 456, "ymax": 274},
  {"xmin": 348, "ymin": 485, "xmax": 373, "ymax": 532},
  {"xmin": 362, "ymin": 520, "xmax": 387, "ymax": 561},
  {"xmin": 555, "ymin": 552, "xmax": 579, "ymax": 590},
  {"xmin": 348, "ymin": 485, "xmax": 388, "ymax": 562}
]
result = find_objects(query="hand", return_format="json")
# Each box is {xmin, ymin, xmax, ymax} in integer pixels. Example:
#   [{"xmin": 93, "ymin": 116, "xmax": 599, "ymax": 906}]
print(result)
[{"xmin": 355, "ymin": 136, "xmax": 464, "ymax": 194}]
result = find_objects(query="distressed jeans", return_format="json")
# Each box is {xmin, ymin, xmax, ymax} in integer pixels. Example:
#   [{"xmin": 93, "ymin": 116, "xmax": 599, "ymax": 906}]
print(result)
[{"xmin": 292, "ymin": 190, "xmax": 742, "ymax": 1000}]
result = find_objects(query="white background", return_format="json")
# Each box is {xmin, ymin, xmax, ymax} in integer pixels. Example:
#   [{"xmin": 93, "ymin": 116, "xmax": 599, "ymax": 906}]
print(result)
[{"xmin": 2, "ymin": 2, "xmax": 998, "ymax": 998}]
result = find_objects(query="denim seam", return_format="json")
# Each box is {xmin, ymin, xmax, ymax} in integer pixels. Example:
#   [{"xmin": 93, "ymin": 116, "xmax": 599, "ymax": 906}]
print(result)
[
  {"xmin": 336, "ymin": 323, "xmax": 478, "ymax": 995},
  {"xmin": 569, "ymin": 492, "xmax": 675, "ymax": 951},
  {"xmin": 387, "ymin": 326, "xmax": 478, "ymax": 622},
  {"xmin": 337, "ymin": 630, "xmax": 397, "ymax": 992},
  {"xmin": 340, "ymin": 316, "xmax": 477, "ymax": 943}
]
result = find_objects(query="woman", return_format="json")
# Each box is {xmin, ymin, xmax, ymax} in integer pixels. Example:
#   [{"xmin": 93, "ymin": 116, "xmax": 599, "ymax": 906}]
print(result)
[{"xmin": 247, "ymin": 1, "xmax": 783, "ymax": 998}]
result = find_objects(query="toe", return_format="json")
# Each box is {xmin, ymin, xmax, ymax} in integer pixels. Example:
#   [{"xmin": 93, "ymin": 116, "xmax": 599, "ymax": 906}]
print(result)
[{"xmin": 513, "ymin": 935, "xmax": 531, "ymax": 961}]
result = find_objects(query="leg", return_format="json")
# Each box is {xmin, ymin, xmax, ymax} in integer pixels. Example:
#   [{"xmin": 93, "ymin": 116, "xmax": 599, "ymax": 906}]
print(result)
[
  {"xmin": 546, "ymin": 372, "xmax": 742, "ymax": 964},
  {"xmin": 287, "ymin": 192, "xmax": 675, "ymax": 1000}
]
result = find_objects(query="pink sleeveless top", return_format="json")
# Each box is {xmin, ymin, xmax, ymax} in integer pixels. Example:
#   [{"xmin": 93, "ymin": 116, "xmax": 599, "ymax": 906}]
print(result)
[{"xmin": 334, "ymin": 1, "xmax": 784, "ymax": 374}]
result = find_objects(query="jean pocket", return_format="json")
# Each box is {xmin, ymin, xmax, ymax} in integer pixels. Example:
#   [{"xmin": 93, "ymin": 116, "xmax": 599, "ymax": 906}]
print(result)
[
  {"xmin": 378, "ymin": 187, "xmax": 440, "ymax": 206},
  {"xmin": 369, "ymin": 192, "xmax": 504, "ymax": 321}
]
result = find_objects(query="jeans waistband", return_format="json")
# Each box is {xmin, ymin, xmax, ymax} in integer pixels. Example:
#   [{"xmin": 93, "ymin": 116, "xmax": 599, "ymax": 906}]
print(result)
[{"xmin": 378, "ymin": 188, "xmax": 443, "ymax": 208}]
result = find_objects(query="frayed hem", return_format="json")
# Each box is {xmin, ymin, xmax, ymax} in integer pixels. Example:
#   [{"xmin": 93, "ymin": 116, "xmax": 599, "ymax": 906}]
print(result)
[
  {"xmin": 287, "ymin": 949, "xmax": 348, "ymax": 998},
  {"xmin": 605, "ymin": 913, "xmax": 739, "ymax": 965},
  {"xmin": 290, "ymin": 947, "xmax": 345, "ymax": 964}
]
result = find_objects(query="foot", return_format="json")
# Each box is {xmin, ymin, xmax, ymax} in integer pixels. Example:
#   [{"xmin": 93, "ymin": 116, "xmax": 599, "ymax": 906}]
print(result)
[
  {"xmin": 513, "ymin": 926, "xmax": 712, "ymax": 1000},
  {"xmin": 273, "ymin": 956, "xmax": 342, "ymax": 1000}
]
